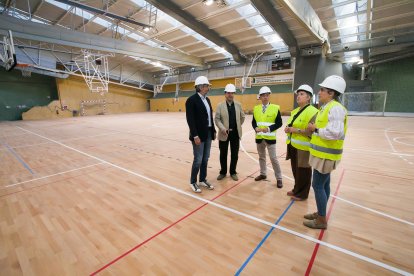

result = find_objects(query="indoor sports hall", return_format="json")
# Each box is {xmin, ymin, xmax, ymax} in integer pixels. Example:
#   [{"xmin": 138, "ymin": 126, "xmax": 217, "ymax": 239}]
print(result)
[{"xmin": 1, "ymin": 0, "xmax": 413, "ymax": 275}]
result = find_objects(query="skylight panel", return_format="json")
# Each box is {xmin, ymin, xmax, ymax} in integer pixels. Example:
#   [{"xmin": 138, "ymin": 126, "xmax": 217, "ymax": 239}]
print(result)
[
  {"xmin": 256, "ymin": 25, "xmax": 273, "ymax": 35},
  {"xmin": 45, "ymin": 0, "xmax": 70, "ymax": 10},
  {"xmin": 235, "ymin": 4, "xmax": 256, "ymax": 17},
  {"xmin": 334, "ymin": 3, "xmax": 358, "ymax": 17},
  {"xmin": 129, "ymin": 0, "xmax": 232, "ymax": 58},
  {"xmin": 245, "ymin": 14, "xmax": 266, "ymax": 26},
  {"xmin": 92, "ymin": 17, "xmax": 112, "ymax": 28},
  {"xmin": 130, "ymin": 56, "xmax": 170, "ymax": 70}
]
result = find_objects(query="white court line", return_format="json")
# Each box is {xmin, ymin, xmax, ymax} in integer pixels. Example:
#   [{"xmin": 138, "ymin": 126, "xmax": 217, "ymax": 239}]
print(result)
[
  {"xmin": 384, "ymin": 128, "xmax": 397, "ymax": 153},
  {"xmin": 18, "ymin": 126, "xmax": 412, "ymax": 276},
  {"xmin": 393, "ymin": 137, "xmax": 414, "ymax": 147},
  {"xmin": 332, "ymin": 195, "xmax": 414, "ymax": 227},
  {"xmin": 348, "ymin": 148, "xmax": 413, "ymax": 157},
  {"xmin": 4, "ymin": 163, "xmax": 104, "ymax": 188},
  {"xmin": 242, "ymin": 130, "xmax": 414, "ymax": 226},
  {"xmin": 8, "ymin": 132, "xmax": 119, "ymax": 150}
]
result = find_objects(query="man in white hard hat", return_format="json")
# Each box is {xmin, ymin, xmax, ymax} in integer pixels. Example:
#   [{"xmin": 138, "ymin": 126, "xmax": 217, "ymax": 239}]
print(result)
[
  {"xmin": 252, "ymin": 86, "xmax": 284, "ymax": 188},
  {"xmin": 214, "ymin": 83, "xmax": 245, "ymax": 181},
  {"xmin": 304, "ymin": 75, "xmax": 348, "ymax": 229},
  {"xmin": 185, "ymin": 76, "xmax": 216, "ymax": 193},
  {"xmin": 284, "ymin": 84, "xmax": 319, "ymax": 201}
]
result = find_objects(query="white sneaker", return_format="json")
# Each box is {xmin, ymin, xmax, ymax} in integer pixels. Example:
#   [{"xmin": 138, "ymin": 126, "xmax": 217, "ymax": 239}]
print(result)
[
  {"xmin": 190, "ymin": 183, "xmax": 201, "ymax": 193},
  {"xmin": 199, "ymin": 180, "xmax": 214, "ymax": 190}
]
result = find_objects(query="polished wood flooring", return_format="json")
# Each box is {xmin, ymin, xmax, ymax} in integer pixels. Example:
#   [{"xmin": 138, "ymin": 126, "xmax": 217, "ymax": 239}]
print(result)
[{"xmin": 1, "ymin": 113, "xmax": 413, "ymax": 275}]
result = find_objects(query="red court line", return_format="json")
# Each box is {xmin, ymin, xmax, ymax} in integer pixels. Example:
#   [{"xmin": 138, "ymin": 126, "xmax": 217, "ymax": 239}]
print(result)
[
  {"xmin": 304, "ymin": 169, "xmax": 345, "ymax": 276},
  {"xmin": 90, "ymin": 168, "xmax": 261, "ymax": 275}
]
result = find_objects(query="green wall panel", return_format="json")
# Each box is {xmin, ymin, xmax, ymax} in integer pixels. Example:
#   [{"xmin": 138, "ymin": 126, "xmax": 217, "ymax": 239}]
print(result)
[
  {"xmin": 370, "ymin": 57, "xmax": 414, "ymax": 113},
  {"xmin": 0, "ymin": 68, "xmax": 58, "ymax": 121}
]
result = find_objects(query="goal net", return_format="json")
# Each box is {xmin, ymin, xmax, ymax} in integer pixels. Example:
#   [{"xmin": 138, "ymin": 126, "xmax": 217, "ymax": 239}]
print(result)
[{"xmin": 341, "ymin": 91, "xmax": 387, "ymax": 116}]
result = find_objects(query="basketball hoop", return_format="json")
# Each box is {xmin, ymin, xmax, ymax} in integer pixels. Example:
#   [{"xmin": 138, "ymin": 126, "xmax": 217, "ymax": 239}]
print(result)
[
  {"xmin": 74, "ymin": 50, "xmax": 113, "ymax": 94},
  {"xmin": 15, "ymin": 63, "xmax": 32, "ymax": 77}
]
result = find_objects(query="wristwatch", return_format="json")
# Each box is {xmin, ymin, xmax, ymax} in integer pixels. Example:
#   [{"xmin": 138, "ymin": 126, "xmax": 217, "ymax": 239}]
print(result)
[{"xmin": 315, "ymin": 128, "xmax": 319, "ymax": 133}]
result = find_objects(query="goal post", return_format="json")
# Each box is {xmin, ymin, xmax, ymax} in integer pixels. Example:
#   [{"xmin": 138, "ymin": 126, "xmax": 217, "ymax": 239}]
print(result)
[{"xmin": 341, "ymin": 91, "xmax": 387, "ymax": 116}]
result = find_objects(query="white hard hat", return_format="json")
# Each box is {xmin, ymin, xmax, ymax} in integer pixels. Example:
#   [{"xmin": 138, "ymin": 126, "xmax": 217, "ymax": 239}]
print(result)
[
  {"xmin": 295, "ymin": 84, "xmax": 313, "ymax": 96},
  {"xmin": 259, "ymin": 86, "xmax": 271, "ymax": 95},
  {"xmin": 319, "ymin": 75, "xmax": 346, "ymax": 94},
  {"xmin": 224, "ymin": 83, "xmax": 236, "ymax": 93},
  {"xmin": 194, "ymin": 76, "xmax": 210, "ymax": 86}
]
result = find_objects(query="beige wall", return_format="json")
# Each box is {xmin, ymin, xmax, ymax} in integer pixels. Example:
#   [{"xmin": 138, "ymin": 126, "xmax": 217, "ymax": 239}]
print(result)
[
  {"xmin": 149, "ymin": 92, "xmax": 294, "ymax": 114},
  {"xmin": 57, "ymin": 76, "xmax": 151, "ymax": 115},
  {"xmin": 23, "ymin": 76, "xmax": 152, "ymax": 120},
  {"xmin": 162, "ymin": 77, "xmax": 236, "ymax": 92}
]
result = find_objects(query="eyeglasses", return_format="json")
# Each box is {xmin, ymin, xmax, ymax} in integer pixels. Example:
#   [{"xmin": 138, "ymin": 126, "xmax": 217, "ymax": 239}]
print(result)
[{"xmin": 201, "ymin": 84, "xmax": 211, "ymax": 88}]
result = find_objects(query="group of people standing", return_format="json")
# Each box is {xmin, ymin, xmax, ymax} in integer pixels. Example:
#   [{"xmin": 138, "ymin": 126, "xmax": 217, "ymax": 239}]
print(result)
[{"xmin": 185, "ymin": 75, "xmax": 347, "ymax": 230}]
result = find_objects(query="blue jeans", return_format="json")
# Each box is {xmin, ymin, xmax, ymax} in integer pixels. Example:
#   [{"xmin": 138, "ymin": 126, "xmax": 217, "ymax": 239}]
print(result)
[
  {"xmin": 312, "ymin": 169, "xmax": 331, "ymax": 217},
  {"xmin": 190, "ymin": 131, "xmax": 212, "ymax": 184}
]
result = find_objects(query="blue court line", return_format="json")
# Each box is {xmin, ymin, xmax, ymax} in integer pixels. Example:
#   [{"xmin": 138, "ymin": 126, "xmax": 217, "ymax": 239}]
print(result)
[
  {"xmin": 2, "ymin": 141, "xmax": 35, "ymax": 175},
  {"xmin": 235, "ymin": 200, "xmax": 295, "ymax": 275}
]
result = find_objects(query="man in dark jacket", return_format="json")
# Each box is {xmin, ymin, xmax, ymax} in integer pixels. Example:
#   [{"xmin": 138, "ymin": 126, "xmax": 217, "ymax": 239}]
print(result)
[{"xmin": 186, "ymin": 76, "xmax": 216, "ymax": 193}]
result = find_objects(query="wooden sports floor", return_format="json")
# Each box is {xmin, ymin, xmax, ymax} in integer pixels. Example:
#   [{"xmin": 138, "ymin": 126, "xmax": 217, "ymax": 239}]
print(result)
[{"xmin": 1, "ymin": 112, "xmax": 413, "ymax": 275}]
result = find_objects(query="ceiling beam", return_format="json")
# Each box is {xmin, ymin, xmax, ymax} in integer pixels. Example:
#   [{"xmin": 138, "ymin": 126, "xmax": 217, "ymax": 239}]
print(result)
[
  {"xmin": 54, "ymin": 0, "xmax": 152, "ymax": 28},
  {"xmin": 278, "ymin": 0, "xmax": 329, "ymax": 50},
  {"xmin": 331, "ymin": 33, "xmax": 414, "ymax": 53},
  {"xmin": 0, "ymin": 14, "xmax": 203, "ymax": 66},
  {"xmin": 145, "ymin": 0, "xmax": 246, "ymax": 64},
  {"xmin": 250, "ymin": 0, "xmax": 298, "ymax": 56},
  {"xmin": 75, "ymin": 0, "xmax": 120, "ymax": 31}
]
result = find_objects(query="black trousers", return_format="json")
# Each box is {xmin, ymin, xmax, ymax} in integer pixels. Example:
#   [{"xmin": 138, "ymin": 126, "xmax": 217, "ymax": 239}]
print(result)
[
  {"xmin": 288, "ymin": 144, "xmax": 312, "ymax": 199},
  {"xmin": 219, "ymin": 132, "xmax": 240, "ymax": 175}
]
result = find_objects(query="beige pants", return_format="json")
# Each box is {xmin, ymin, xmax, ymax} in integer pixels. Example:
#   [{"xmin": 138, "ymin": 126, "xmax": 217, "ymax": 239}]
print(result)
[{"xmin": 257, "ymin": 140, "xmax": 283, "ymax": 181}]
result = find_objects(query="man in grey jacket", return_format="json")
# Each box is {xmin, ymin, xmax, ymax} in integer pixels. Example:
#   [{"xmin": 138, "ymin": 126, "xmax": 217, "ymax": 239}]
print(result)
[{"xmin": 214, "ymin": 84, "xmax": 245, "ymax": 181}]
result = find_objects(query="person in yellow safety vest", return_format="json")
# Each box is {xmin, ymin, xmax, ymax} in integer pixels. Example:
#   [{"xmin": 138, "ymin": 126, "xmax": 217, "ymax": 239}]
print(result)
[
  {"xmin": 284, "ymin": 84, "xmax": 319, "ymax": 201},
  {"xmin": 304, "ymin": 75, "xmax": 348, "ymax": 230},
  {"xmin": 252, "ymin": 86, "xmax": 284, "ymax": 188}
]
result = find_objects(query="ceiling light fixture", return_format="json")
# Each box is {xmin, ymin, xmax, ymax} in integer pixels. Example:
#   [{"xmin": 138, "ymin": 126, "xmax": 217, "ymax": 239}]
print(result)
[
  {"xmin": 202, "ymin": 0, "xmax": 227, "ymax": 7},
  {"xmin": 203, "ymin": 0, "xmax": 214, "ymax": 6}
]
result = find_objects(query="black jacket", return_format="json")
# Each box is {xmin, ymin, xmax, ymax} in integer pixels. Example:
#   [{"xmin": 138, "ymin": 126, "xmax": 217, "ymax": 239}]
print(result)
[{"xmin": 186, "ymin": 93, "xmax": 216, "ymax": 142}]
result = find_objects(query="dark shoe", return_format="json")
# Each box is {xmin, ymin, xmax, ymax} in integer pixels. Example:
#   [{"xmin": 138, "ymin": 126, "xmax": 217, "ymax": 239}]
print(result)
[
  {"xmin": 303, "ymin": 219, "xmax": 327, "ymax": 229},
  {"xmin": 290, "ymin": 196, "xmax": 304, "ymax": 201},
  {"xmin": 230, "ymin": 174, "xmax": 238, "ymax": 181},
  {"xmin": 217, "ymin": 174, "xmax": 226, "ymax": 180},
  {"xmin": 304, "ymin": 212, "xmax": 318, "ymax": 220},
  {"xmin": 287, "ymin": 190, "xmax": 294, "ymax": 196},
  {"xmin": 255, "ymin": 175, "xmax": 267, "ymax": 181},
  {"xmin": 276, "ymin": 180, "xmax": 283, "ymax": 188},
  {"xmin": 190, "ymin": 183, "xmax": 201, "ymax": 193},
  {"xmin": 199, "ymin": 180, "xmax": 214, "ymax": 190}
]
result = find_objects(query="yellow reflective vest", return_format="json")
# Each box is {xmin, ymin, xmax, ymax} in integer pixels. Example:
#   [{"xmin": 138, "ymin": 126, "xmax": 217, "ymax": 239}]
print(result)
[
  {"xmin": 286, "ymin": 105, "xmax": 319, "ymax": 151},
  {"xmin": 253, "ymin": 104, "xmax": 280, "ymax": 141},
  {"xmin": 309, "ymin": 101, "xmax": 348, "ymax": 161}
]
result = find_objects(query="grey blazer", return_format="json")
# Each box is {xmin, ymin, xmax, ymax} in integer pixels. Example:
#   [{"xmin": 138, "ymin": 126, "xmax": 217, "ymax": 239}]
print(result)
[{"xmin": 214, "ymin": 101, "xmax": 245, "ymax": 141}]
